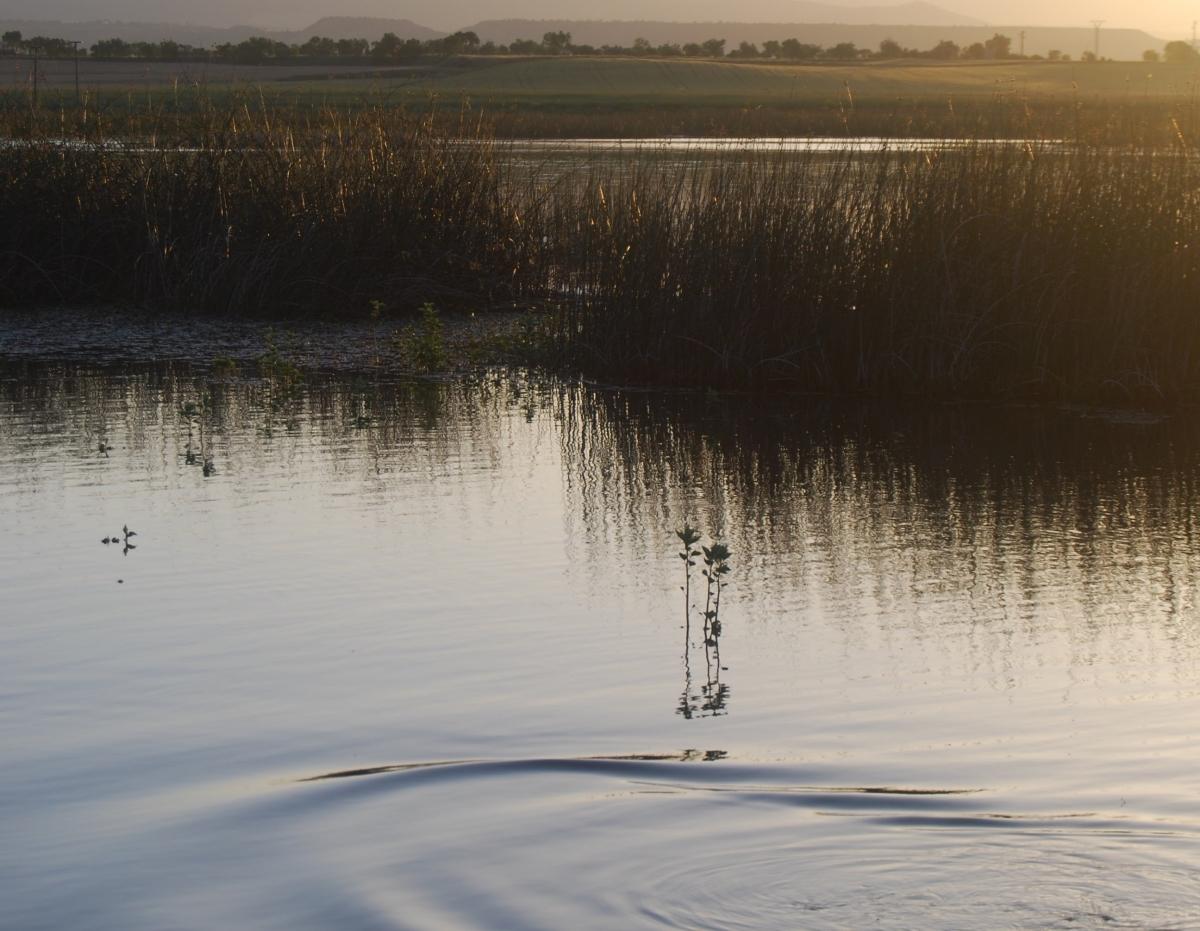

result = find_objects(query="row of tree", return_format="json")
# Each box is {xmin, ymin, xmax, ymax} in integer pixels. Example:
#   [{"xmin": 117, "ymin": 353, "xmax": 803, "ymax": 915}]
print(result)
[{"xmin": 3, "ymin": 28, "xmax": 1194, "ymax": 65}]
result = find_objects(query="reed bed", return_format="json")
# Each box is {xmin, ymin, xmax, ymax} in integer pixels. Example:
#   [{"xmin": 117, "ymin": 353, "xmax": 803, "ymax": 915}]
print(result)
[
  {"xmin": 5, "ymin": 100, "xmax": 1200, "ymax": 402},
  {"xmin": 0, "ymin": 104, "xmax": 537, "ymax": 314},
  {"xmin": 543, "ymin": 142, "xmax": 1200, "ymax": 402}
]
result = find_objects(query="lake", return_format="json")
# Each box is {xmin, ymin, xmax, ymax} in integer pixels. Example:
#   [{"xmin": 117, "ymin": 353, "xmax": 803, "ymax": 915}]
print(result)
[{"xmin": 3, "ymin": 357, "xmax": 1200, "ymax": 929}]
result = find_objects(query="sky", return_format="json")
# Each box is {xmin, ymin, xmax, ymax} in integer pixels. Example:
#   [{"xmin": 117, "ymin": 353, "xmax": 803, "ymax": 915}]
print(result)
[
  {"xmin": 948, "ymin": 0, "xmax": 1190, "ymax": 35},
  {"xmin": 1, "ymin": 0, "xmax": 1193, "ymax": 39}
]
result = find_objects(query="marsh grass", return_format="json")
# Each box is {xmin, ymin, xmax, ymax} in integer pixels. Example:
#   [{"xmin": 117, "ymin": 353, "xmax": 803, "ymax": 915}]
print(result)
[
  {"xmin": 540, "ymin": 141, "xmax": 1200, "ymax": 403},
  {"xmin": 0, "ymin": 101, "xmax": 537, "ymax": 314},
  {"xmin": 7, "ymin": 98, "xmax": 1200, "ymax": 402}
]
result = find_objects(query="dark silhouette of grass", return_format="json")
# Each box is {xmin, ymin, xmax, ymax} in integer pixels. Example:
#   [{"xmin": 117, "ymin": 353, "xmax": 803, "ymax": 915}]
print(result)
[
  {"xmin": 6, "ymin": 98, "xmax": 1200, "ymax": 403},
  {"xmin": 538, "ymin": 141, "xmax": 1200, "ymax": 403},
  {"xmin": 0, "ymin": 102, "xmax": 538, "ymax": 315}
]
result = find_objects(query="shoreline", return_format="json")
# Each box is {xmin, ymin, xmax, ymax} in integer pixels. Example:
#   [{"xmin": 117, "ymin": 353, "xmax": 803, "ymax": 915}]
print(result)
[
  {"xmin": 0, "ymin": 306, "xmax": 1176, "ymax": 424},
  {"xmin": 0, "ymin": 305, "xmax": 528, "ymax": 375}
]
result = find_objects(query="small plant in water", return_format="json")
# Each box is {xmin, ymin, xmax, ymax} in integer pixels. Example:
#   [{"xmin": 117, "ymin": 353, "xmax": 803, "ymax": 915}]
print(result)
[
  {"xmin": 258, "ymin": 328, "xmax": 302, "ymax": 385},
  {"xmin": 674, "ymin": 526, "xmax": 732, "ymax": 719},
  {"xmin": 701, "ymin": 540, "xmax": 732, "ymax": 645},
  {"xmin": 676, "ymin": 523, "xmax": 702, "ymax": 627},
  {"xmin": 399, "ymin": 303, "xmax": 448, "ymax": 374}
]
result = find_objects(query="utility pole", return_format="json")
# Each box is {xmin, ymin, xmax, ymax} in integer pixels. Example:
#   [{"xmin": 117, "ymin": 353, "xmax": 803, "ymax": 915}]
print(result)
[
  {"xmin": 1193, "ymin": 20, "xmax": 1197, "ymax": 50},
  {"xmin": 1019, "ymin": 30, "xmax": 1026, "ymax": 58},
  {"xmin": 70, "ymin": 40, "xmax": 80, "ymax": 106},
  {"xmin": 1090, "ymin": 19, "xmax": 1105, "ymax": 59}
]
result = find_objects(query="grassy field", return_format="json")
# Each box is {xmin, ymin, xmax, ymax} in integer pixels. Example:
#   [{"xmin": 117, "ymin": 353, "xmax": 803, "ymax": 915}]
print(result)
[
  {"xmin": 10, "ymin": 55, "xmax": 1200, "ymax": 99},
  {"xmin": 417, "ymin": 57, "xmax": 1200, "ymax": 138},
  {"xmin": 8, "ymin": 55, "xmax": 1200, "ymax": 139},
  {"xmin": 426, "ymin": 56, "xmax": 1200, "ymax": 102}
]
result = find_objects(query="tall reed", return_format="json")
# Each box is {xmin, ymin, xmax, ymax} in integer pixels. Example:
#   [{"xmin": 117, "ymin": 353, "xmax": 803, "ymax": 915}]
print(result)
[
  {"xmin": 7, "ymin": 99, "xmax": 1200, "ymax": 402},
  {"xmin": 0, "ymin": 103, "xmax": 538, "ymax": 313},
  {"xmin": 540, "ymin": 141, "xmax": 1200, "ymax": 403}
]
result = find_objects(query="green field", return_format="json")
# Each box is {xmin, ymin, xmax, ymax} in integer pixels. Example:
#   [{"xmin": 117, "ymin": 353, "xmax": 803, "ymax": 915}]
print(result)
[
  {"xmin": 275, "ymin": 56, "xmax": 1200, "ymax": 138},
  {"xmin": 8, "ymin": 54, "xmax": 1200, "ymax": 139},
  {"xmin": 13, "ymin": 55, "xmax": 1200, "ymax": 105},
  {"xmin": 419, "ymin": 56, "xmax": 1200, "ymax": 103}
]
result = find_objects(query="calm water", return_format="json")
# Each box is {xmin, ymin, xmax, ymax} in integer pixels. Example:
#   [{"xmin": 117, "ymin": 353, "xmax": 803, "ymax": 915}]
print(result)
[{"xmin": 3, "ymin": 360, "xmax": 1200, "ymax": 929}]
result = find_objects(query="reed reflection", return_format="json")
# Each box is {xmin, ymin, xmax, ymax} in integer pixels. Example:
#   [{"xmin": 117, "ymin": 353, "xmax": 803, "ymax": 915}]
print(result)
[
  {"xmin": 6, "ymin": 361, "xmax": 1200, "ymax": 692},
  {"xmin": 0, "ymin": 361, "xmax": 522, "ymax": 503},
  {"xmin": 554, "ymin": 386, "xmax": 1200, "ymax": 687}
]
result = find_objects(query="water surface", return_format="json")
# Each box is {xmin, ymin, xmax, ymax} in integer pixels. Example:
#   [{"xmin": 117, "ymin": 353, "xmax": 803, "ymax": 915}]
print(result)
[{"xmin": 3, "ymin": 360, "xmax": 1199, "ymax": 929}]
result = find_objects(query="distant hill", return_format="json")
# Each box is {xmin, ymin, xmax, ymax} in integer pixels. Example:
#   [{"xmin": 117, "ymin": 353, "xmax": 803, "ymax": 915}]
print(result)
[
  {"xmin": 375, "ymin": 0, "xmax": 983, "ymax": 30},
  {"xmin": 468, "ymin": 20, "xmax": 1166, "ymax": 59},
  {"xmin": 298, "ymin": 17, "xmax": 443, "ymax": 40},
  {"xmin": 0, "ymin": 1, "xmax": 981, "ymax": 34},
  {"xmin": 0, "ymin": 17, "xmax": 442, "ymax": 48}
]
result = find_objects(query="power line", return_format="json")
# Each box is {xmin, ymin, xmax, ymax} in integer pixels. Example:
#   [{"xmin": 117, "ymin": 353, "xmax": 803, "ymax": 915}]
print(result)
[{"xmin": 1090, "ymin": 19, "xmax": 1105, "ymax": 59}]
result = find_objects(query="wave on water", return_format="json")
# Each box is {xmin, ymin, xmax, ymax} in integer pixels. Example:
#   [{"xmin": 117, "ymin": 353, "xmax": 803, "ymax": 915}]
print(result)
[
  {"xmin": 254, "ymin": 753, "xmax": 1200, "ymax": 931},
  {"xmin": 8, "ymin": 752, "xmax": 1200, "ymax": 930}
]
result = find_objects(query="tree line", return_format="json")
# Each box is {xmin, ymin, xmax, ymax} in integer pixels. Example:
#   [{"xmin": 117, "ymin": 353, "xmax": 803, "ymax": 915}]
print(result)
[{"xmin": 0, "ymin": 28, "xmax": 1188, "ymax": 65}]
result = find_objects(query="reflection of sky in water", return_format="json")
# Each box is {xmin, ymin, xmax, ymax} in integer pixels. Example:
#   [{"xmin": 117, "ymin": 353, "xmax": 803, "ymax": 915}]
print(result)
[{"xmin": 2, "ymin": 363, "xmax": 1199, "ymax": 929}]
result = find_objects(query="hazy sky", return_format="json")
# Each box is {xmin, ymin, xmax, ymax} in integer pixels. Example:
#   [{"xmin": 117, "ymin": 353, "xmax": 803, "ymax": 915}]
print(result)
[
  {"xmin": 2, "ymin": 0, "xmax": 1193, "ymax": 38},
  {"xmin": 950, "ymin": 0, "xmax": 1190, "ymax": 34}
]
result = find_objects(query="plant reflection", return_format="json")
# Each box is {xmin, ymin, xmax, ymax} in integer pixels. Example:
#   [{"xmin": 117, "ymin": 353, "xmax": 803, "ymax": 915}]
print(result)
[
  {"xmin": 180, "ymin": 398, "xmax": 216, "ymax": 476},
  {"xmin": 554, "ymin": 382, "xmax": 1200, "ymax": 689},
  {"xmin": 677, "ymin": 527, "xmax": 732, "ymax": 719}
]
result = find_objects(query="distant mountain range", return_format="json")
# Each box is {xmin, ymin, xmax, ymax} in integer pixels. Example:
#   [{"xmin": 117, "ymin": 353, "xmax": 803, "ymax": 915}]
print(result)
[
  {"xmin": 359, "ymin": 1, "xmax": 987, "ymax": 29},
  {"xmin": 0, "ymin": 1, "xmax": 983, "ymax": 32},
  {"xmin": 0, "ymin": 13, "xmax": 1166, "ymax": 60},
  {"xmin": 0, "ymin": 0, "xmax": 1189, "ymax": 37}
]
